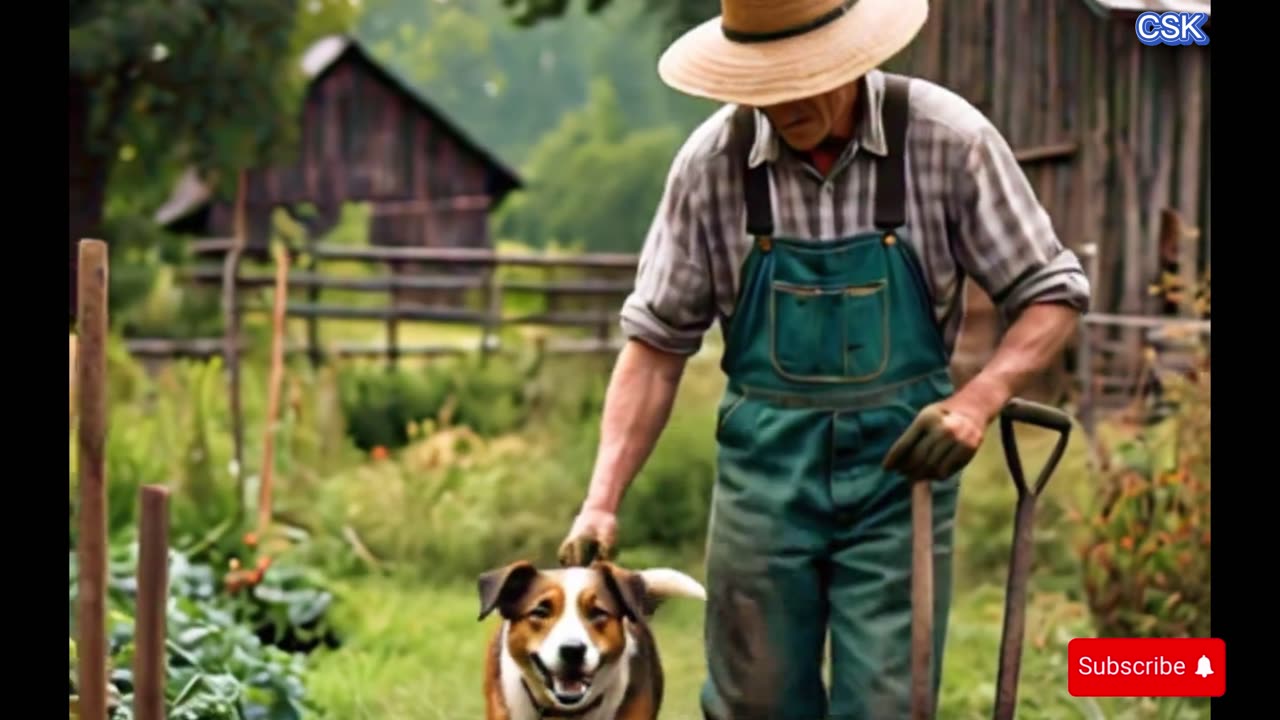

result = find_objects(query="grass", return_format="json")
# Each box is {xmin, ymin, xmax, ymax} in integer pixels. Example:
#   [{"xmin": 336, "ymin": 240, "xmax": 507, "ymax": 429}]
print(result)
[
  {"xmin": 305, "ymin": 574, "xmax": 1206, "ymax": 720},
  {"xmin": 83, "ymin": 303, "xmax": 1206, "ymax": 719},
  {"xmin": 299, "ymin": 403, "xmax": 1206, "ymax": 720}
]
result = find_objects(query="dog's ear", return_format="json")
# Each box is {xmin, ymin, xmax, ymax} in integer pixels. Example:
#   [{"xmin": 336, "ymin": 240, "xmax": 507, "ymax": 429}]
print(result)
[
  {"xmin": 476, "ymin": 561, "xmax": 540, "ymax": 621},
  {"xmin": 597, "ymin": 562, "xmax": 653, "ymax": 623}
]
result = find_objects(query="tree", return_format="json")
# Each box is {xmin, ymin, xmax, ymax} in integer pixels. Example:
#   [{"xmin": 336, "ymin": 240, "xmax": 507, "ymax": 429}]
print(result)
[
  {"xmin": 68, "ymin": 0, "xmax": 355, "ymax": 324},
  {"xmin": 492, "ymin": 79, "xmax": 684, "ymax": 253},
  {"xmin": 499, "ymin": 0, "xmax": 718, "ymax": 39}
]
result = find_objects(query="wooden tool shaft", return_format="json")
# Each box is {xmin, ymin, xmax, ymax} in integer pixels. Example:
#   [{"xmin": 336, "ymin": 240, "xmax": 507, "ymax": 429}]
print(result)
[{"xmin": 910, "ymin": 478, "xmax": 934, "ymax": 720}]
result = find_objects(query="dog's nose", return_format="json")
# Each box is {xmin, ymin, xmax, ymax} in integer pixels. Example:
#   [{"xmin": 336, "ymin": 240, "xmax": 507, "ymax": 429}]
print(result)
[{"xmin": 559, "ymin": 641, "xmax": 587, "ymax": 666}]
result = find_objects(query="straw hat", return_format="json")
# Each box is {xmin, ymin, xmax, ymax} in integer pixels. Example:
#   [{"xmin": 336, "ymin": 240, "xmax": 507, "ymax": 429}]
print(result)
[{"xmin": 658, "ymin": 0, "xmax": 928, "ymax": 107}]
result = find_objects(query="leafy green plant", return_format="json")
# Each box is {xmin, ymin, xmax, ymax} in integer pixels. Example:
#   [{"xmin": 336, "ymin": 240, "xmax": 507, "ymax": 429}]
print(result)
[
  {"xmin": 1079, "ymin": 360, "xmax": 1210, "ymax": 638},
  {"xmin": 70, "ymin": 539, "xmax": 339, "ymax": 720}
]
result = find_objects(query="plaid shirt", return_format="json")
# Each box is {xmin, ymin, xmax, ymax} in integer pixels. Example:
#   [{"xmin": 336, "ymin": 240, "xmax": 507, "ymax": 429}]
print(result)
[{"xmin": 619, "ymin": 69, "xmax": 1092, "ymax": 357}]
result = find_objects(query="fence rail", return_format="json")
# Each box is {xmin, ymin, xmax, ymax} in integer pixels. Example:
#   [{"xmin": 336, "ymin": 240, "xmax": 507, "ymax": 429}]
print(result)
[
  {"xmin": 128, "ymin": 231, "xmax": 1209, "ymax": 440},
  {"xmin": 1072, "ymin": 238, "xmax": 1210, "ymax": 436},
  {"xmin": 128, "ymin": 238, "xmax": 641, "ymax": 366},
  {"xmin": 123, "ymin": 336, "xmax": 625, "ymax": 359},
  {"xmin": 188, "ymin": 238, "xmax": 640, "ymax": 269}
]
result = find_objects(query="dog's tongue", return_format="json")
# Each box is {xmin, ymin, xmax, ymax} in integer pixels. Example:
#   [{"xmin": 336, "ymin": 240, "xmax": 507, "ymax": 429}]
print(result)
[{"xmin": 554, "ymin": 678, "xmax": 586, "ymax": 697}]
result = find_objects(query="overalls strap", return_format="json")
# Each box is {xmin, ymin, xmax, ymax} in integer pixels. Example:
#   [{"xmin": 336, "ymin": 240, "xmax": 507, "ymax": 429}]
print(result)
[
  {"xmin": 734, "ymin": 106, "xmax": 775, "ymax": 238},
  {"xmin": 875, "ymin": 74, "xmax": 910, "ymax": 230},
  {"xmin": 738, "ymin": 75, "xmax": 911, "ymax": 238}
]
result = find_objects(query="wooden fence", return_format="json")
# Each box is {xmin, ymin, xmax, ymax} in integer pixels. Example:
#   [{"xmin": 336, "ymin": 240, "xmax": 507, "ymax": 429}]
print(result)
[
  {"xmin": 130, "ymin": 238, "xmax": 641, "ymax": 364},
  {"xmin": 125, "ymin": 228, "xmax": 1209, "ymax": 439},
  {"xmin": 1072, "ymin": 210, "xmax": 1211, "ymax": 435}
]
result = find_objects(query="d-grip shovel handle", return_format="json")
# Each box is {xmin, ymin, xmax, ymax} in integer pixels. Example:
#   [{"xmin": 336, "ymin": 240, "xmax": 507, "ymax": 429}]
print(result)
[
  {"xmin": 999, "ymin": 398, "xmax": 1072, "ymax": 497},
  {"xmin": 991, "ymin": 399, "xmax": 1073, "ymax": 720}
]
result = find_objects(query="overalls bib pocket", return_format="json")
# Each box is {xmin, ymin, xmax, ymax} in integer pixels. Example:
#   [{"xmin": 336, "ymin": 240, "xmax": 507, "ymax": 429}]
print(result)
[{"xmin": 769, "ymin": 278, "xmax": 889, "ymax": 383}]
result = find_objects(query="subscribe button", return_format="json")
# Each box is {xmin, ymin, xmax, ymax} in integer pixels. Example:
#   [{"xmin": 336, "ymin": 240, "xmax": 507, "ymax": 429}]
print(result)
[{"xmin": 1068, "ymin": 638, "xmax": 1225, "ymax": 697}]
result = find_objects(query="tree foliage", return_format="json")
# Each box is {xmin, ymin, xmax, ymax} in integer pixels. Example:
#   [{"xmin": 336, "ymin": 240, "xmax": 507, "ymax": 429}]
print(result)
[
  {"xmin": 492, "ymin": 80, "xmax": 684, "ymax": 253},
  {"xmin": 358, "ymin": 0, "xmax": 715, "ymax": 252},
  {"xmin": 498, "ymin": 0, "xmax": 719, "ymax": 39},
  {"xmin": 70, "ymin": 0, "xmax": 357, "ymax": 195},
  {"xmin": 359, "ymin": 0, "xmax": 711, "ymax": 167}
]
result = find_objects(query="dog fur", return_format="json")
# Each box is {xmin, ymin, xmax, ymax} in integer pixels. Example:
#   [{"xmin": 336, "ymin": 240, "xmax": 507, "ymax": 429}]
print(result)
[{"xmin": 477, "ymin": 560, "xmax": 706, "ymax": 720}]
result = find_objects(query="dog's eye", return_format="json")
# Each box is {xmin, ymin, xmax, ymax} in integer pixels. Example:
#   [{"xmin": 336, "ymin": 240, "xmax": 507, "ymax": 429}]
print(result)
[
  {"xmin": 588, "ymin": 606, "xmax": 610, "ymax": 623},
  {"xmin": 529, "ymin": 602, "xmax": 552, "ymax": 620}
]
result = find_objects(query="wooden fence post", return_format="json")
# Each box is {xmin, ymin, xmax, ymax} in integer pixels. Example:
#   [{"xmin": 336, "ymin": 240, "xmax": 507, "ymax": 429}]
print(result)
[
  {"xmin": 134, "ymin": 486, "xmax": 170, "ymax": 720},
  {"xmin": 305, "ymin": 233, "xmax": 322, "ymax": 368},
  {"xmin": 481, "ymin": 265, "xmax": 503, "ymax": 360},
  {"xmin": 76, "ymin": 238, "xmax": 109, "ymax": 720},
  {"xmin": 386, "ymin": 260, "xmax": 401, "ymax": 370},
  {"xmin": 1078, "ymin": 243, "xmax": 1098, "ymax": 438},
  {"xmin": 224, "ymin": 172, "xmax": 247, "ymax": 521}
]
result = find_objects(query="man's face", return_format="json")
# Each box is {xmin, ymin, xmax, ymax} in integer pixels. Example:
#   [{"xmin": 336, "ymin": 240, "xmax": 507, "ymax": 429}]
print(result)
[{"xmin": 760, "ymin": 81, "xmax": 859, "ymax": 152}]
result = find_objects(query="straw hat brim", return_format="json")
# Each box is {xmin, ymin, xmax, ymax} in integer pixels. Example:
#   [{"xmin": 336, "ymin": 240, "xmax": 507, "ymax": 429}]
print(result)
[{"xmin": 657, "ymin": 0, "xmax": 928, "ymax": 107}]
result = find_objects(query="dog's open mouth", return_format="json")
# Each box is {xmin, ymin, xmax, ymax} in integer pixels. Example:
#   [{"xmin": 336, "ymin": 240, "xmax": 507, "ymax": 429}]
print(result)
[{"xmin": 531, "ymin": 656, "xmax": 593, "ymax": 705}]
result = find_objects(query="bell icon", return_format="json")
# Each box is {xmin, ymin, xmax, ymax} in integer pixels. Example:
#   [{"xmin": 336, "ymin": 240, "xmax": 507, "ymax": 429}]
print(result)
[{"xmin": 1194, "ymin": 655, "xmax": 1214, "ymax": 678}]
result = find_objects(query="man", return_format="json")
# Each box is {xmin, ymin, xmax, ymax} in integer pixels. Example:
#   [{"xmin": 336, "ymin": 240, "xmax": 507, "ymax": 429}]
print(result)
[{"xmin": 558, "ymin": 0, "xmax": 1091, "ymax": 718}]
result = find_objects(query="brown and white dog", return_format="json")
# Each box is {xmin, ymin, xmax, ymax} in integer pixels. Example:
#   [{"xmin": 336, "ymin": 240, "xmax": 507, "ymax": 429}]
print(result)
[{"xmin": 476, "ymin": 560, "xmax": 706, "ymax": 719}]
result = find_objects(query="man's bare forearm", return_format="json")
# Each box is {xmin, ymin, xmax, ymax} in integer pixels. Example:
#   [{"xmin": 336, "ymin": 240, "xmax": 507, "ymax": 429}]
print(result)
[
  {"xmin": 581, "ymin": 339, "xmax": 688, "ymax": 514},
  {"xmin": 948, "ymin": 302, "xmax": 1080, "ymax": 422}
]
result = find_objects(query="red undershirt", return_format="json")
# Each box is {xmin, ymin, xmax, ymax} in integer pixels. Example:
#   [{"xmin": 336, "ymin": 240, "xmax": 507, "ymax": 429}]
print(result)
[{"xmin": 804, "ymin": 137, "xmax": 850, "ymax": 177}]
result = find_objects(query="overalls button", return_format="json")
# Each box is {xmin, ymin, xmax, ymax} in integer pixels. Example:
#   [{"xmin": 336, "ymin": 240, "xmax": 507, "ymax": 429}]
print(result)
[
  {"xmin": 758, "ymin": 236, "xmax": 772, "ymax": 252},
  {"xmin": 883, "ymin": 232, "xmax": 896, "ymax": 246}
]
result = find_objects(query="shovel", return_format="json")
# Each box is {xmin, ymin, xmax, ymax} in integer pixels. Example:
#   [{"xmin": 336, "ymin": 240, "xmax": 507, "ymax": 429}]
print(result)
[{"xmin": 909, "ymin": 398, "xmax": 1073, "ymax": 720}]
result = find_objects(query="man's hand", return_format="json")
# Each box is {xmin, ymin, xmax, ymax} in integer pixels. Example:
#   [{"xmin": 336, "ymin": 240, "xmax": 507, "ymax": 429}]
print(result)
[
  {"xmin": 883, "ymin": 401, "xmax": 989, "ymax": 480},
  {"xmin": 558, "ymin": 507, "xmax": 619, "ymax": 567},
  {"xmin": 558, "ymin": 339, "xmax": 686, "ymax": 567},
  {"xmin": 884, "ymin": 303, "xmax": 1081, "ymax": 479}
]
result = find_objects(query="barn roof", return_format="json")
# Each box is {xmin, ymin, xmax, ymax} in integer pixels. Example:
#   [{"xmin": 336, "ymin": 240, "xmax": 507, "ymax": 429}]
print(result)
[
  {"xmin": 155, "ymin": 34, "xmax": 523, "ymax": 228},
  {"xmin": 1082, "ymin": 0, "xmax": 1211, "ymax": 17},
  {"xmin": 299, "ymin": 34, "xmax": 523, "ymax": 196}
]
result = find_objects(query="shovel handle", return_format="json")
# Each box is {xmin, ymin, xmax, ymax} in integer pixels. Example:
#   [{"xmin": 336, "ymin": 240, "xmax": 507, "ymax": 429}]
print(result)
[
  {"xmin": 991, "ymin": 398, "xmax": 1073, "ymax": 720},
  {"xmin": 999, "ymin": 399, "xmax": 1072, "ymax": 497},
  {"xmin": 910, "ymin": 478, "xmax": 935, "ymax": 720}
]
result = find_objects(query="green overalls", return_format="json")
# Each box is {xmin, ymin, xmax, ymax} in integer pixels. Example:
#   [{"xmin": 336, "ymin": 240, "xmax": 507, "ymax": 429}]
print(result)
[{"xmin": 700, "ymin": 76, "xmax": 960, "ymax": 720}]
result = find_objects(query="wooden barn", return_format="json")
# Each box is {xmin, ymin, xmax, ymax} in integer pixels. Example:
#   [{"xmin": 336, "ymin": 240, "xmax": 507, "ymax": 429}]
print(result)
[
  {"xmin": 886, "ymin": 0, "xmax": 1211, "ymax": 404},
  {"xmin": 155, "ymin": 33, "xmax": 523, "ymax": 263}
]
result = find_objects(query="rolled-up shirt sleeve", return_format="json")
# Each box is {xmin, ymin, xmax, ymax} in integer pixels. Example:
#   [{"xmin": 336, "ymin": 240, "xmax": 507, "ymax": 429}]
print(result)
[
  {"xmin": 950, "ymin": 121, "xmax": 1092, "ymax": 324},
  {"xmin": 619, "ymin": 154, "xmax": 717, "ymax": 355}
]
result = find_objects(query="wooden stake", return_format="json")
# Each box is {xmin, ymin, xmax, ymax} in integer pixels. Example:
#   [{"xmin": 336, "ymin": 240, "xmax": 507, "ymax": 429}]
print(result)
[
  {"xmin": 69, "ymin": 333, "xmax": 78, "ymax": 429},
  {"xmin": 76, "ymin": 238, "xmax": 109, "ymax": 720},
  {"xmin": 257, "ymin": 242, "xmax": 291, "ymax": 536},
  {"xmin": 224, "ymin": 171, "xmax": 248, "ymax": 524},
  {"xmin": 134, "ymin": 486, "xmax": 170, "ymax": 720}
]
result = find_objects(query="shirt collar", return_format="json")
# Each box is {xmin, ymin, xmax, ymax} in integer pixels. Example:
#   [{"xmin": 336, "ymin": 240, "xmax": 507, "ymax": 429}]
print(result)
[{"xmin": 747, "ymin": 69, "xmax": 889, "ymax": 169}]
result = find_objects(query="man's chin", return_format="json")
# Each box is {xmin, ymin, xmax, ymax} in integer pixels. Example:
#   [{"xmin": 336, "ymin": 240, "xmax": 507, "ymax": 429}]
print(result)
[{"xmin": 779, "ymin": 130, "xmax": 824, "ymax": 153}]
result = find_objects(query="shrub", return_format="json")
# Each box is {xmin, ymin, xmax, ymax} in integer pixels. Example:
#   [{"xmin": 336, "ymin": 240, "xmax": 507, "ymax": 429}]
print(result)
[
  {"xmin": 300, "ymin": 424, "xmax": 587, "ymax": 580},
  {"xmin": 298, "ymin": 354, "xmax": 724, "ymax": 581},
  {"xmin": 617, "ymin": 394, "xmax": 717, "ymax": 550},
  {"xmin": 71, "ymin": 339, "xmax": 362, "ymax": 562},
  {"xmin": 1079, "ymin": 358, "xmax": 1210, "ymax": 638},
  {"xmin": 335, "ymin": 354, "xmax": 535, "ymax": 452}
]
